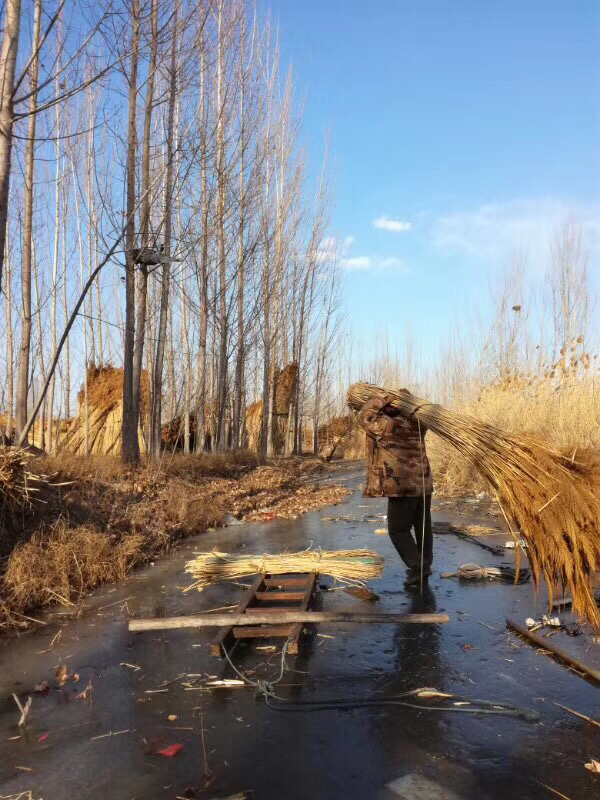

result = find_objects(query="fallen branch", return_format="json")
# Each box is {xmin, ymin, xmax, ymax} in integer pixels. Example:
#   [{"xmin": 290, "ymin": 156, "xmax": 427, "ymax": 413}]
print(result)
[
  {"xmin": 129, "ymin": 610, "xmax": 450, "ymax": 631},
  {"xmin": 13, "ymin": 693, "xmax": 32, "ymax": 726},
  {"xmin": 506, "ymin": 618, "xmax": 600, "ymax": 684},
  {"xmin": 553, "ymin": 702, "xmax": 600, "ymax": 729}
]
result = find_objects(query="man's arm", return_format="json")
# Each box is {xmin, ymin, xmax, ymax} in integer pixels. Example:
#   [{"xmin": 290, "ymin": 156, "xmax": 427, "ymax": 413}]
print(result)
[{"xmin": 356, "ymin": 393, "xmax": 396, "ymax": 439}]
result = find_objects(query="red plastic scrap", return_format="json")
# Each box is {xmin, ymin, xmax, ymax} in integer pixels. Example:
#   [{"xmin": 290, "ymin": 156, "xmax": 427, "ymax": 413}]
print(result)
[{"xmin": 157, "ymin": 743, "xmax": 184, "ymax": 757}]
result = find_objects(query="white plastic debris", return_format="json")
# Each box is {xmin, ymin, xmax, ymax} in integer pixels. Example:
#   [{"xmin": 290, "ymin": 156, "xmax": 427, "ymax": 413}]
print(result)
[
  {"xmin": 542, "ymin": 615, "xmax": 561, "ymax": 628},
  {"xmin": 386, "ymin": 773, "xmax": 464, "ymax": 799},
  {"xmin": 505, "ymin": 539, "xmax": 527, "ymax": 549}
]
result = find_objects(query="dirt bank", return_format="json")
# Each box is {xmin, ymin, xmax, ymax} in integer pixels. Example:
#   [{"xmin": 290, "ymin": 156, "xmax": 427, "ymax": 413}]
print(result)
[{"xmin": 0, "ymin": 451, "xmax": 350, "ymax": 632}]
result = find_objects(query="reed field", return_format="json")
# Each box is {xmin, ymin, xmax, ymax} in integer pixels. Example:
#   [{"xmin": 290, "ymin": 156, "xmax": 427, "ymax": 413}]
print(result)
[{"xmin": 429, "ymin": 342, "xmax": 600, "ymax": 494}]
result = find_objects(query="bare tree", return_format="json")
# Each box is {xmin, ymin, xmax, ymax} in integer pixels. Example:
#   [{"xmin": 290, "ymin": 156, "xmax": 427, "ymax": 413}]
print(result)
[
  {"xmin": 232, "ymin": 12, "xmax": 247, "ymax": 448},
  {"xmin": 8, "ymin": 1, "xmax": 341, "ymax": 466},
  {"xmin": 4, "ymin": 240, "xmax": 14, "ymax": 441},
  {"xmin": 15, "ymin": 0, "xmax": 41, "ymax": 440},
  {"xmin": 548, "ymin": 223, "xmax": 591, "ymax": 361},
  {"xmin": 122, "ymin": 0, "xmax": 141, "ymax": 464},
  {"xmin": 61, "ymin": 170, "xmax": 70, "ymax": 420},
  {"xmin": 214, "ymin": 0, "xmax": 228, "ymax": 451},
  {"xmin": 194, "ymin": 23, "xmax": 209, "ymax": 452},
  {"xmin": 150, "ymin": 4, "xmax": 178, "ymax": 458},
  {"xmin": 0, "ymin": 0, "xmax": 22, "ymax": 293},
  {"xmin": 0, "ymin": 0, "xmax": 115, "ymax": 292},
  {"xmin": 133, "ymin": 0, "xmax": 159, "ymax": 446},
  {"xmin": 46, "ymin": 49, "xmax": 62, "ymax": 452}
]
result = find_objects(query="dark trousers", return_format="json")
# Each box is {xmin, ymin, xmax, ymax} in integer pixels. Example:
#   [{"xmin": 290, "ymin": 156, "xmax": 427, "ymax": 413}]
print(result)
[{"xmin": 387, "ymin": 495, "xmax": 433, "ymax": 574}]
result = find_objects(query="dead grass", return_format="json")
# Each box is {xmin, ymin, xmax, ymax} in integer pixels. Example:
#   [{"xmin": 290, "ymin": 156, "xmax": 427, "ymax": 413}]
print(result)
[
  {"xmin": 0, "ymin": 448, "xmax": 50, "ymax": 520},
  {"xmin": 3, "ymin": 520, "xmax": 147, "ymax": 612},
  {"xmin": 0, "ymin": 451, "xmax": 340, "ymax": 632},
  {"xmin": 37, "ymin": 449, "xmax": 260, "ymax": 483},
  {"xmin": 244, "ymin": 483, "xmax": 351, "ymax": 520}
]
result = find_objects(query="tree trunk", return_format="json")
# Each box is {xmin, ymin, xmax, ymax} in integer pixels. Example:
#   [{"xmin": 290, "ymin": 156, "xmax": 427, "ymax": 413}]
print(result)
[
  {"xmin": 168, "ymin": 303, "xmax": 176, "ymax": 421},
  {"xmin": 72, "ymin": 161, "xmax": 90, "ymax": 454},
  {"xmin": 175, "ymin": 102, "xmax": 190, "ymax": 453},
  {"xmin": 133, "ymin": 0, "xmax": 158, "ymax": 446},
  {"xmin": 86, "ymin": 83, "xmax": 96, "ymax": 365},
  {"xmin": 62, "ymin": 176, "xmax": 70, "ymax": 420},
  {"xmin": 122, "ymin": 0, "xmax": 140, "ymax": 464},
  {"xmin": 32, "ymin": 242, "xmax": 46, "ymax": 449},
  {"xmin": 182, "ymin": 281, "xmax": 191, "ymax": 453},
  {"xmin": 0, "ymin": 0, "xmax": 22, "ymax": 292},
  {"xmin": 294, "ymin": 256, "xmax": 312, "ymax": 454},
  {"xmin": 47, "ymin": 71, "xmax": 61, "ymax": 452},
  {"xmin": 209, "ymin": 267, "xmax": 218, "ymax": 451},
  {"xmin": 215, "ymin": 0, "xmax": 227, "ymax": 451},
  {"xmin": 5, "ymin": 243, "xmax": 13, "ymax": 442},
  {"xmin": 150, "ymin": 6, "xmax": 177, "ymax": 458},
  {"xmin": 195, "ymin": 28, "xmax": 208, "ymax": 453},
  {"xmin": 284, "ymin": 400, "xmax": 293, "ymax": 457},
  {"xmin": 15, "ymin": 0, "xmax": 41, "ymax": 441},
  {"xmin": 261, "ymin": 161, "xmax": 272, "ymax": 454},
  {"xmin": 232, "ymin": 13, "xmax": 246, "ymax": 449},
  {"xmin": 261, "ymin": 276, "xmax": 271, "ymax": 455}
]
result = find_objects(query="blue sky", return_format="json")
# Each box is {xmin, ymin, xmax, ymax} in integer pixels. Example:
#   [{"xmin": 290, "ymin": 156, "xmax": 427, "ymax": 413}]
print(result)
[{"xmin": 266, "ymin": 1, "xmax": 600, "ymax": 352}]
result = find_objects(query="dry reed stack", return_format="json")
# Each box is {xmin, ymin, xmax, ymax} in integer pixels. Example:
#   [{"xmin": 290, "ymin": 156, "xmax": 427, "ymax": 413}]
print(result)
[
  {"xmin": 317, "ymin": 414, "xmax": 366, "ymax": 460},
  {"xmin": 61, "ymin": 365, "xmax": 148, "ymax": 456},
  {"xmin": 161, "ymin": 412, "xmax": 200, "ymax": 450},
  {"xmin": 347, "ymin": 382, "xmax": 600, "ymax": 627},
  {"xmin": 246, "ymin": 362, "xmax": 299, "ymax": 453},
  {"xmin": 184, "ymin": 548, "xmax": 384, "ymax": 592},
  {"xmin": 0, "ymin": 413, "xmax": 62, "ymax": 450},
  {"xmin": 0, "ymin": 447, "xmax": 48, "ymax": 526}
]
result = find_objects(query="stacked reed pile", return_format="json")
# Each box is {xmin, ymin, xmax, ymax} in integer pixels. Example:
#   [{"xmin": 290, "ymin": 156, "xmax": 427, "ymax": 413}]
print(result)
[
  {"xmin": 184, "ymin": 547, "xmax": 384, "ymax": 592},
  {"xmin": 61, "ymin": 364, "xmax": 148, "ymax": 455},
  {"xmin": 246, "ymin": 362, "xmax": 299, "ymax": 453},
  {"xmin": 348, "ymin": 382, "xmax": 600, "ymax": 627},
  {"xmin": 0, "ymin": 447, "xmax": 49, "ymax": 530}
]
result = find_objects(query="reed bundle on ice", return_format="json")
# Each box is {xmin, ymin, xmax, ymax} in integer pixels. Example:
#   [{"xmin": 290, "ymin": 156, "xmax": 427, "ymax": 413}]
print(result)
[
  {"xmin": 347, "ymin": 382, "xmax": 600, "ymax": 627},
  {"xmin": 184, "ymin": 548, "xmax": 384, "ymax": 592}
]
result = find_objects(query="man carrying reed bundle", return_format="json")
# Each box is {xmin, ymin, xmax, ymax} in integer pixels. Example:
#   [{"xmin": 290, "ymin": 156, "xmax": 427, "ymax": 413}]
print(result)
[
  {"xmin": 356, "ymin": 390, "xmax": 433, "ymax": 589},
  {"xmin": 348, "ymin": 382, "xmax": 600, "ymax": 627}
]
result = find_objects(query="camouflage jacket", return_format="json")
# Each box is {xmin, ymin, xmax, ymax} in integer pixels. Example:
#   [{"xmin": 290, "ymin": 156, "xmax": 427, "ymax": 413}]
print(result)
[{"xmin": 356, "ymin": 394, "xmax": 433, "ymax": 497}]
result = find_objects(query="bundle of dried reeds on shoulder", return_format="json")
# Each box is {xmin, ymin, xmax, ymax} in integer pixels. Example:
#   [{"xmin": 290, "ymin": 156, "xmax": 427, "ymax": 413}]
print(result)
[
  {"xmin": 184, "ymin": 548, "xmax": 384, "ymax": 593},
  {"xmin": 348, "ymin": 382, "xmax": 600, "ymax": 627}
]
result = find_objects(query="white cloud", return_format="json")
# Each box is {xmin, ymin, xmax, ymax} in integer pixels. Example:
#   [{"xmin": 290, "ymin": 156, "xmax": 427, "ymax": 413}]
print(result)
[
  {"xmin": 317, "ymin": 233, "xmax": 410, "ymax": 272},
  {"xmin": 342, "ymin": 256, "xmax": 371, "ymax": 270},
  {"xmin": 379, "ymin": 256, "xmax": 406, "ymax": 270},
  {"xmin": 341, "ymin": 255, "xmax": 410, "ymax": 272},
  {"xmin": 373, "ymin": 215, "xmax": 413, "ymax": 233},
  {"xmin": 317, "ymin": 235, "xmax": 358, "ymax": 269},
  {"xmin": 432, "ymin": 197, "xmax": 600, "ymax": 268}
]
